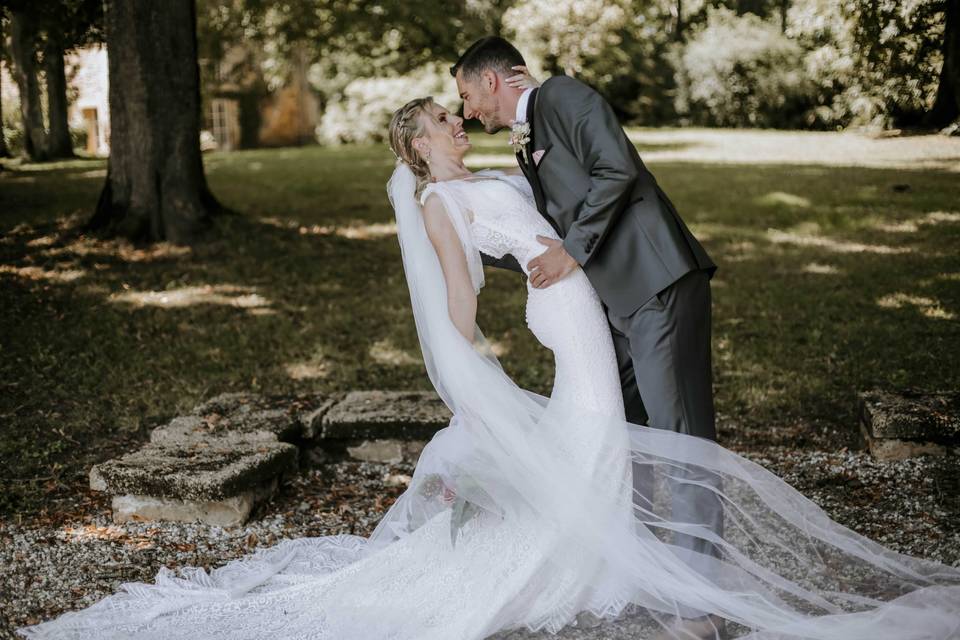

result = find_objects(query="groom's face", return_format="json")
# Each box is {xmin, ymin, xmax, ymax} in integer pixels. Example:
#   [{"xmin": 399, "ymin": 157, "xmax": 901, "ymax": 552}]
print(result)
[{"xmin": 456, "ymin": 69, "xmax": 509, "ymax": 134}]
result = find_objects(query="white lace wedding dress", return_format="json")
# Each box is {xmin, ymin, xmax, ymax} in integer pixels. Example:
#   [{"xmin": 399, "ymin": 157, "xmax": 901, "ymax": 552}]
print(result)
[{"xmin": 17, "ymin": 166, "xmax": 960, "ymax": 640}]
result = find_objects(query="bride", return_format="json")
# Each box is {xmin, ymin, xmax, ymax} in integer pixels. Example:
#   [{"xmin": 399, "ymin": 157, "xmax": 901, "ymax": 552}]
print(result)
[{"xmin": 17, "ymin": 98, "xmax": 960, "ymax": 640}]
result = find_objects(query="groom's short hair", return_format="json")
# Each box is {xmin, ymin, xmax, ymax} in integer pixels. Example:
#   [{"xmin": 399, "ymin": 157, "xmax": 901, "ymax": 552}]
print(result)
[{"xmin": 450, "ymin": 37, "xmax": 526, "ymax": 80}]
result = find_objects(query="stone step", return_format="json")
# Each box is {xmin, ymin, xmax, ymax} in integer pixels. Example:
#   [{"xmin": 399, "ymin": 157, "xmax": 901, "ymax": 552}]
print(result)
[
  {"xmin": 859, "ymin": 389, "xmax": 960, "ymax": 460},
  {"xmin": 320, "ymin": 390, "xmax": 451, "ymax": 440},
  {"xmin": 90, "ymin": 390, "xmax": 451, "ymax": 526},
  {"xmin": 150, "ymin": 391, "xmax": 339, "ymax": 445},
  {"xmin": 89, "ymin": 440, "xmax": 298, "ymax": 527}
]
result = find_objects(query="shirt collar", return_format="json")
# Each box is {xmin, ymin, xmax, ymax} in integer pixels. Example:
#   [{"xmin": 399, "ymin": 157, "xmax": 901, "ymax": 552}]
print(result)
[{"xmin": 514, "ymin": 88, "xmax": 534, "ymax": 125}]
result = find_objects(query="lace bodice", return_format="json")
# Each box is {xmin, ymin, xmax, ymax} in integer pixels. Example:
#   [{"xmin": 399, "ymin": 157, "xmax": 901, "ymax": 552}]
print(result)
[
  {"xmin": 421, "ymin": 172, "xmax": 560, "ymax": 275},
  {"xmin": 423, "ymin": 170, "xmax": 625, "ymax": 420}
]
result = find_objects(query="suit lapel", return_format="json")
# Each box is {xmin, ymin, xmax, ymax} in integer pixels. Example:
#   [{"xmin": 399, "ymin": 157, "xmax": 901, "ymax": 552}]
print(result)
[
  {"xmin": 521, "ymin": 89, "xmax": 551, "ymax": 223},
  {"xmin": 526, "ymin": 88, "xmax": 538, "ymax": 150}
]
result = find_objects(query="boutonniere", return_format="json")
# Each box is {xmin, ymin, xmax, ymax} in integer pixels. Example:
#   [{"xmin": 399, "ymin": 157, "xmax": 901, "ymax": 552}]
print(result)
[{"xmin": 508, "ymin": 121, "xmax": 531, "ymax": 153}]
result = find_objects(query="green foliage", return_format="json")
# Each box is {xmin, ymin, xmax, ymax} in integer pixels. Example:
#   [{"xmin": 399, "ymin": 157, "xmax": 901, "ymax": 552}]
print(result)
[
  {"xmin": 788, "ymin": 0, "xmax": 948, "ymax": 128},
  {"xmin": 316, "ymin": 62, "xmax": 460, "ymax": 144},
  {"xmin": 190, "ymin": 0, "xmax": 951, "ymax": 133},
  {"xmin": 3, "ymin": 124, "xmax": 24, "ymax": 157},
  {"xmin": 502, "ymin": 0, "xmax": 678, "ymax": 123},
  {"xmin": 676, "ymin": 7, "xmax": 814, "ymax": 127}
]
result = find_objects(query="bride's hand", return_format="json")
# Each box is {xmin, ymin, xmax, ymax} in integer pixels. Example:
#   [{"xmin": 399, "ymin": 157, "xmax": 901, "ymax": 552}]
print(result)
[
  {"xmin": 441, "ymin": 484, "xmax": 456, "ymax": 505},
  {"xmin": 505, "ymin": 65, "xmax": 540, "ymax": 89}
]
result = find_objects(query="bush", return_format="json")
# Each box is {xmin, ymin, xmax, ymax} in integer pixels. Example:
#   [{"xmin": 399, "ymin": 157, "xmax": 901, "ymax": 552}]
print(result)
[
  {"xmin": 787, "ymin": 0, "xmax": 946, "ymax": 130},
  {"xmin": 316, "ymin": 62, "xmax": 460, "ymax": 145},
  {"xmin": 3, "ymin": 123, "xmax": 24, "ymax": 157},
  {"xmin": 503, "ymin": 0, "xmax": 678, "ymax": 125},
  {"xmin": 70, "ymin": 125, "xmax": 88, "ymax": 154},
  {"xmin": 676, "ymin": 8, "xmax": 814, "ymax": 128}
]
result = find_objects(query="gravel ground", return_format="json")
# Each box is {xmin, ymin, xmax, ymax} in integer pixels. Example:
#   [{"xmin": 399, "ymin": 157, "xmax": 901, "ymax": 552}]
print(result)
[{"xmin": 1, "ymin": 447, "xmax": 957, "ymax": 639}]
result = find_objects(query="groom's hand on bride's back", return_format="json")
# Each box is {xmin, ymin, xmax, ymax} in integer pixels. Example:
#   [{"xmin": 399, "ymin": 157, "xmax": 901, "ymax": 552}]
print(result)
[{"xmin": 527, "ymin": 236, "xmax": 578, "ymax": 289}]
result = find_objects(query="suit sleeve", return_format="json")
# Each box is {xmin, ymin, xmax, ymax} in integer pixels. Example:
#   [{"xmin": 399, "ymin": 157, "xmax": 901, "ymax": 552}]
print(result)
[{"xmin": 544, "ymin": 79, "xmax": 638, "ymax": 267}]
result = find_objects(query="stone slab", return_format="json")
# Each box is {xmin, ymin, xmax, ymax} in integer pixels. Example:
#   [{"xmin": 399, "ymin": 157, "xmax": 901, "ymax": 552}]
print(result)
[
  {"xmin": 858, "ymin": 428, "xmax": 949, "ymax": 461},
  {"xmin": 89, "ymin": 440, "xmax": 298, "ymax": 502},
  {"xmin": 859, "ymin": 390, "xmax": 960, "ymax": 441},
  {"xmin": 110, "ymin": 478, "xmax": 279, "ymax": 527},
  {"xmin": 321, "ymin": 391, "xmax": 451, "ymax": 440},
  {"xmin": 346, "ymin": 439, "xmax": 427, "ymax": 464},
  {"xmin": 151, "ymin": 391, "xmax": 335, "ymax": 445},
  {"xmin": 298, "ymin": 393, "xmax": 345, "ymax": 440}
]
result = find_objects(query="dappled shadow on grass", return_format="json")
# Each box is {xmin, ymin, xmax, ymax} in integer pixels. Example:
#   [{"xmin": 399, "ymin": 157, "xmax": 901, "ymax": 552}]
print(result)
[
  {"xmin": 0, "ymin": 202, "xmax": 546, "ymax": 516},
  {"xmin": 661, "ymin": 162, "xmax": 960, "ymax": 446},
  {"xmin": 0, "ymin": 213, "xmax": 407, "ymax": 514},
  {"xmin": 1, "ymin": 146, "xmax": 958, "ymax": 519}
]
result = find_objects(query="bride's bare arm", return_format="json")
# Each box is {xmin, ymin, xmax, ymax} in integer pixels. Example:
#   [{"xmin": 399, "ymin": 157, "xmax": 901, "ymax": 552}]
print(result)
[{"xmin": 421, "ymin": 194, "xmax": 478, "ymax": 342}]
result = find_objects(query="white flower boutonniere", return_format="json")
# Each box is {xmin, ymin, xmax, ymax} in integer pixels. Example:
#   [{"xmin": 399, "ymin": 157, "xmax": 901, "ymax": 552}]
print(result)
[{"xmin": 508, "ymin": 121, "xmax": 531, "ymax": 153}]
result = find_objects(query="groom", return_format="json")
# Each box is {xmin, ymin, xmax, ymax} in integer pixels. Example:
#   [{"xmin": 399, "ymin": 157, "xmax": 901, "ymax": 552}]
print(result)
[{"xmin": 452, "ymin": 37, "xmax": 725, "ymax": 636}]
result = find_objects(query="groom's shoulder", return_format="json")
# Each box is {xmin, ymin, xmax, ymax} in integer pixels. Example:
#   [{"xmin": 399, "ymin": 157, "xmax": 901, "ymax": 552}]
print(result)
[
  {"xmin": 541, "ymin": 74, "xmax": 595, "ymax": 100},
  {"xmin": 539, "ymin": 75, "xmax": 601, "ymax": 117}
]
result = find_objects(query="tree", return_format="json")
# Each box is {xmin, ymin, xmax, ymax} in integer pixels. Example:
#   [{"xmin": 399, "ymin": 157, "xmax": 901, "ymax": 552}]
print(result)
[
  {"xmin": 37, "ymin": 0, "xmax": 104, "ymax": 159},
  {"xmin": 42, "ymin": 33, "xmax": 73, "ymax": 158},
  {"xmin": 0, "ymin": 10, "xmax": 9, "ymax": 159},
  {"xmin": 926, "ymin": 0, "xmax": 959, "ymax": 128},
  {"xmin": 2, "ymin": 1, "xmax": 103, "ymax": 161},
  {"xmin": 85, "ymin": 0, "xmax": 222, "ymax": 244},
  {"xmin": 8, "ymin": 8, "xmax": 47, "ymax": 161}
]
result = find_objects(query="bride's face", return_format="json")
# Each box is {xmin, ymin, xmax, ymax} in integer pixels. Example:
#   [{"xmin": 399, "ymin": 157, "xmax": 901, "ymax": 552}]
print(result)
[{"xmin": 415, "ymin": 102, "xmax": 472, "ymax": 163}]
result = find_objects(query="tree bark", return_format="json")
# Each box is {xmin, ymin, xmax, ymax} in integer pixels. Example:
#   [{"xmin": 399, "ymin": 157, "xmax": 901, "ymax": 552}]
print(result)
[
  {"xmin": 44, "ymin": 35, "xmax": 74, "ymax": 158},
  {"xmin": 9, "ymin": 10, "xmax": 47, "ymax": 161},
  {"xmin": 675, "ymin": 0, "xmax": 683, "ymax": 42},
  {"xmin": 925, "ymin": 0, "xmax": 959, "ymax": 129},
  {"xmin": 85, "ymin": 0, "xmax": 221, "ymax": 244},
  {"xmin": 0, "ymin": 28, "xmax": 8, "ymax": 158}
]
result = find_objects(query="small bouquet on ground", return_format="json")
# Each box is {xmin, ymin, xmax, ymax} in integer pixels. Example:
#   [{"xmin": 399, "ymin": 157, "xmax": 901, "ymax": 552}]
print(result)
[{"xmin": 416, "ymin": 472, "xmax": 483, "ymax": 547}]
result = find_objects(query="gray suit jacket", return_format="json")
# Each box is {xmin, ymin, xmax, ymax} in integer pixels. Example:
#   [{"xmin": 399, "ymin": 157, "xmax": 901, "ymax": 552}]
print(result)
[{"xmin": 491, "ymin": 75, "xmax": 716, "ymax": 317}]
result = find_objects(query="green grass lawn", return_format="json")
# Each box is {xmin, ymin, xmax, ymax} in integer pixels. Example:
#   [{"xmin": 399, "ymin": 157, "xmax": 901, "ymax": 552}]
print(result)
[{"xmin": 1, "ymin": 131, "xmax": 958, "ymax": 518}]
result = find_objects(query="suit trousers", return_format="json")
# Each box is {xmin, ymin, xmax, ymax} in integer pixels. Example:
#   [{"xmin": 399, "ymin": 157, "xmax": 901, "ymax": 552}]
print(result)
[{"xmin": 606, "ymin": 268, "xmax": 724, "ymax": 620}]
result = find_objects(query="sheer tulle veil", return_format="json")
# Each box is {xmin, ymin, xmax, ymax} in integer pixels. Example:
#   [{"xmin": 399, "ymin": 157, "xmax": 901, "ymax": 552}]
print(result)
[
  {"xmin": 15, "ymin": 163, "xmax": 960, "ymax": 640},
  {"xmin": 384, "ymin": 163, "xmax": 960, "ymax": 639}
]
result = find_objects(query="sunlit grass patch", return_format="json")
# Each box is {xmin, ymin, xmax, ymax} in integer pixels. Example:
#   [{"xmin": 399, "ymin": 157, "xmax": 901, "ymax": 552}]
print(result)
[
  {"xmin": 876, "ymin": 293, "xmax": 955, "ymax": 320},
  {"xmin": 369, "ymin": 339, "xmax": 421, "ymax": 367},
  {"xmin": 109, "ymin": 284, "xmax": 272, "ymax": 312},
  {"xmin": 801, "ymin": 262, "xmax": 841, "ymax": 275},
  {"xmin": 756, "ymin": 191, "xmax": 812, "ymax": 208},
  {"xmin": 0, "ymin": 264, "xmax": 87, "ymax": 282},
  {"xmin": 766, "ymin": 228, "xmax": 912, "ymax": 254}
]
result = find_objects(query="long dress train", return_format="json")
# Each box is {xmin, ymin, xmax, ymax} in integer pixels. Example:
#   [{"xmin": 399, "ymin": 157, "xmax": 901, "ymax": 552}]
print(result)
[{"xmin": 17, "ymin": 164, "xmax": 960, "ymax": 640}]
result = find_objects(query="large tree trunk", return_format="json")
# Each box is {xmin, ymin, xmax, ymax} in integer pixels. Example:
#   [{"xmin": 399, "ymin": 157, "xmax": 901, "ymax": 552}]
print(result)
[
  {"xmin": 85, "ymin": 0, "xmax": 220, "ymax": 244},
  {"xmin": 44, "ymin": 36, "xmax": 74, "ymax": 159},
  {"xmin": 0, "ymin": 16, "xmax": 9, "ymax": 159},
  {"xmin": 925, "ymin": 0, "xmax": 960, "ymax": 129},
  {"xmin": 0, "ymin": 78, "xmax": 8, "ymax": 158},
  {"xmin": 9, "ymin": 10, "xmax": 47, "ymax": 161},
  {"xmin": 0, "ymin": 28, "xmax": 8, "ymax": 159}
]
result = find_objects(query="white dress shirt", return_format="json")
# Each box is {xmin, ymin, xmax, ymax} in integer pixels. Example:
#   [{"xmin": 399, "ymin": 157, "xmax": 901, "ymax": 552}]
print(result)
[{"xmin": 514, "ymin": 88, "xmax": 534, "ymax": 124}]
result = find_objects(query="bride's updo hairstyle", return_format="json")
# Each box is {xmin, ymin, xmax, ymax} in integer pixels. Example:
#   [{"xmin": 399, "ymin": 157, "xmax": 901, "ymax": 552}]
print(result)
[{"xmin": 389, "ymin": 97, "xmax": 436, "ymax": 199}]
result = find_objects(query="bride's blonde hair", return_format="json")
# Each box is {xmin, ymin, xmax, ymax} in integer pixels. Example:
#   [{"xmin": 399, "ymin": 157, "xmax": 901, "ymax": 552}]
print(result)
[{"xmin": 388, "ymin": 97, "xmax": 436, "ymax": 199}]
